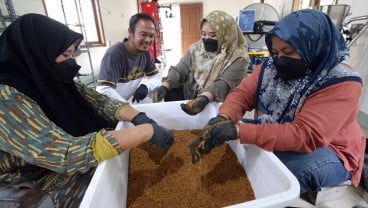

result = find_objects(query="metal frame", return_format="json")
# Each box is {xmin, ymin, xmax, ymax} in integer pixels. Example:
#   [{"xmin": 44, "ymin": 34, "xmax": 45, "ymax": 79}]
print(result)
[
  {"xmin": 60, "ymin": 0, "xmax": 96, "ymax": 87},
  {"xmin": 0, "ymin": 0, "xmax": 17, "ymax": 33}
]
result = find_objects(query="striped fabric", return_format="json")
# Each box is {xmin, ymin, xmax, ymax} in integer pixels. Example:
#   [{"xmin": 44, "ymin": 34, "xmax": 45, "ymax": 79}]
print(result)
[{"xmin": 0, "ymin": 82, "xmax": 124, "ymax": 207}]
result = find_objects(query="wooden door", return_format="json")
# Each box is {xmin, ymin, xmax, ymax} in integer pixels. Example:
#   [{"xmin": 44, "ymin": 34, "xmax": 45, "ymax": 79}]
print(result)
[{"xmin": 180, "ymin": 3, "xmax": 203, "ymax": 56}]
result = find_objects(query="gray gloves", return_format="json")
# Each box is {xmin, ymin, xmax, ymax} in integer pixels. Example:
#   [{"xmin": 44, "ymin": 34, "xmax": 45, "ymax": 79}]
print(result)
[
  {"xmin": 149, "ymin": 122, "xmax": 174, "ymax": 152},
  {"xmin": 131, "ymin": 112, "xmax": 156, "ymax": 126},
  {"xmin": 188, "ymin": 115, "xmax": 237, "ymax": 163},
  {"xmin": 181, "ymin": 95, "xmax": 209, "ymax": 115},
  {"xmin": 152, "ymin": 86, "xmax": 168, "ymax": 102},
  {"xmin": 131, "ymin": 112, "xmax": 173, "ymax": 152}
]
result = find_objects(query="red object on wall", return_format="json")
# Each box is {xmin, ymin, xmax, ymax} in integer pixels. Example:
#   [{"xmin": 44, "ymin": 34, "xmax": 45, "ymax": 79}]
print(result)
[{"xmin": 140, "ymin": 2, "xmax": 161, "ymax": 62}]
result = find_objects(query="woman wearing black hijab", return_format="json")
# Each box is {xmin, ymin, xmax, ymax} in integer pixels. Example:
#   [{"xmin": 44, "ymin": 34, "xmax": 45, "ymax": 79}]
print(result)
[{"xmin": 0, "ymin": 13, "xmax": 173, "ymax": 207}]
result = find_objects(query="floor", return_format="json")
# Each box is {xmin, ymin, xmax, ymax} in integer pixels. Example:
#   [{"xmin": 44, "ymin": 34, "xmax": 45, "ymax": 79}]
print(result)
[{"xmin": 291, "ymin": 186, "xmax": 368, "ymax": 208}]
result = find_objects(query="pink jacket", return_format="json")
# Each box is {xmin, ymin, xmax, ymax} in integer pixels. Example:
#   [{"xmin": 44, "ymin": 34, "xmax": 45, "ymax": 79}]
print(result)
[{"xmin": 220, "ymin": 65, "xmax": 366, "ymax": 186}]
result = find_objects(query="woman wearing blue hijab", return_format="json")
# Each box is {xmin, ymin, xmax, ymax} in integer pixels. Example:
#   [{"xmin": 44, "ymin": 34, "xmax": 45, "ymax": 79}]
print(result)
[{"xmin": 189, "ymin": 9, "xmax": 365, "ymax": 198}]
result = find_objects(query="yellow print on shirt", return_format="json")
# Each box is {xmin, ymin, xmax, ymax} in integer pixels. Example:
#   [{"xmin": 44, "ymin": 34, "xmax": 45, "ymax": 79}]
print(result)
[{"xmin": 118, "ymin": 66, "xmax": 144, "ymax": 82}]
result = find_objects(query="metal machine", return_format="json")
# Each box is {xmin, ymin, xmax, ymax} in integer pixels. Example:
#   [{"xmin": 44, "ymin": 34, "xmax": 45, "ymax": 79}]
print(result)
[
  {"xmin": 317, "ymin": 4, "xmax": 368, "ymax": 49},
  {"xmin": 344, "ymin": 15, "xmax": 368, "ymax": 48},
  {"xmin": 239, "ymin": 3, "xmax": 280, "ymax": 71},
  {"xmin": 241, "ymin": 3, "xmax": 280, "ymax": 51}
]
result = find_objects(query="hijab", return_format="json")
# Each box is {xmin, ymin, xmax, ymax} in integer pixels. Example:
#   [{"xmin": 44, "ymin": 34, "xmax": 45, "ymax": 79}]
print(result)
[
  {"xmin": 190, "ymin": 10, "xmax": 249, "ymax": 90},
  {"xmin": 255, "ymin": 9, "xmax": 362, "ymax": 123},
  {"xmin": 0, "ymin": 13, "xmax": 109, "ymax": 136}
]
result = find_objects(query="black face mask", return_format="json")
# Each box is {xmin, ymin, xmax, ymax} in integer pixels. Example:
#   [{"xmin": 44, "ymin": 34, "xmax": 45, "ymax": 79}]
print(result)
[
  {"xmin": 202, "ymin": 38, "xmax": 218, "ymax": 52},
  {"xmin": 54, "ymin": 58, "xmax": 81, "ymax": 83},
  {"xmin": 273, "ymin": 56, "xmax": 309, "ymax": 81}
]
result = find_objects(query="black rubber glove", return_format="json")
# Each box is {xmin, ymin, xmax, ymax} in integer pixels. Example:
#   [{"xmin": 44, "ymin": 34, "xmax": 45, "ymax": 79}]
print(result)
[
  {"xmin": 131, "ymin": 112, "xmax": 157, "ymax": 126},
  {"xmin": 149, "ymin": 122, "xmax": 174, "ymax": 152},
  {"xmin": 132, "ymin": 84, "xmax": 148, "ymax": 103},
  {"xmin": 152, "ymin": 86, "xmax": 168, "ymax": 103},
  {"xmin": 180, "ymin": 95, "xmax": 209, "ymax": 115},
  {"xmin": 206, "ymin": 114, "xmax": 228, "ymax": 125},
  {"xmin": 188, "ymin": 115, "xmax": 237, "ymax": 163}
]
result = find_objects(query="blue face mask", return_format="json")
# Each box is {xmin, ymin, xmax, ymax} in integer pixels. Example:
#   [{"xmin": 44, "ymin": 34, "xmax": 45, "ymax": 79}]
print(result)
[
  {"xmin": 54, "ymin": 58, "xmax": 81, "ymax": 83},
  {"xmin": 202, "ymin": 38, "xmax": 218, "ymax": 52},
  {"xmin": 273, "ymin": 56, "xmax": 309, "ymax": 81}
]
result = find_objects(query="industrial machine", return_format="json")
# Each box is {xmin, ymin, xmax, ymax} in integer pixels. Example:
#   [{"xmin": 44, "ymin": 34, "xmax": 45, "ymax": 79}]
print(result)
[
  {"xmin": 239, "ymin": 3, "xmax": 280, "ymax": 71},
  {"xmin": 344, "ymin": 15, "xmax": 368, "ymax": 48},
  {"xmin": 317, "ymin": 4, "xmax": 368, "ymax": 49}
]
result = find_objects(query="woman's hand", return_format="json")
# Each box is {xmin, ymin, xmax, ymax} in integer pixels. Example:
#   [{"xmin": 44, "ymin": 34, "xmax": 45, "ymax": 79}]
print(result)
[{"xmin": 111, "ymin": 123, "xmax": 174, "ymax": 153}]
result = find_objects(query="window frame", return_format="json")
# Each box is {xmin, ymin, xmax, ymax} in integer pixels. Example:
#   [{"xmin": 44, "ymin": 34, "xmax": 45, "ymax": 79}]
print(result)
[
  {"xmin": 292, "ymin": 0, "xmax": 338, "ymax": 11},
  {"xmin": 42, "ymin": 0, "xmax": 106, "ymax": 47}
]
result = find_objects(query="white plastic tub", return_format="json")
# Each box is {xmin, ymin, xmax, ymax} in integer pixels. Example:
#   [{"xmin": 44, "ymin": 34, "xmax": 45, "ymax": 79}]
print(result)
[{"xmin": 80, "ymin": 101, "xmax": 300, "ymax": 208}]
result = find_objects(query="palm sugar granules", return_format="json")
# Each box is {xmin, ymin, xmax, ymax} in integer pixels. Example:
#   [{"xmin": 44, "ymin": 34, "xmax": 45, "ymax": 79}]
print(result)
[{"xmin": 127, "ymin": 129, "xmax": 255, "ymax": 208}]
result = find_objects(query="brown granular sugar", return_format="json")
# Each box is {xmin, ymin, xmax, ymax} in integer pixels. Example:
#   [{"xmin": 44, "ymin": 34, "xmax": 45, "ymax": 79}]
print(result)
[{"xmin": 127, "ymin": 129, "xmax": 255, "ymax": 208}]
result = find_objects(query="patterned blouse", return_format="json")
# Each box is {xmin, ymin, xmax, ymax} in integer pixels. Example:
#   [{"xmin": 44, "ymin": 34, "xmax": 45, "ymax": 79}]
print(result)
[{"xmin": 0, "ymin": 82, "xmax": 124, "ymax": 207}]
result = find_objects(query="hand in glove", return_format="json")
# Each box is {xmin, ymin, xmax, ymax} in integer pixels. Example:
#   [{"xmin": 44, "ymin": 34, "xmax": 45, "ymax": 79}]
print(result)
[
  {"xmin": 131, "ymin": 112, "xmax": 157, "ymax": 126},
  {"xmin": 152, "ymin": 86, "xmax": 168, "ymax": 103},
  {"xmin": 180, "ymin": 95, "xmax": 209, "ymax": 115},
  {"xmin": 188, "ymin": 115, "xmax": 237, "ymax": 163},
  {"xmin": 149, "ymin": 122, "xmax": 174, "ymax": 152},
  {"xmin": 132, "ymin": 84, "xmax": 148, "ymax": 103}
]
